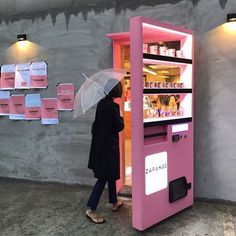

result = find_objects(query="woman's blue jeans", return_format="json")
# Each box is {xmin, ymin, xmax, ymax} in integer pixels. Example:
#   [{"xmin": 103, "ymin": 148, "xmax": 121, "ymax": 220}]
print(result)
[{"xmin": 87, "ymin": 179, "xmax": 117, "ymax": 210}]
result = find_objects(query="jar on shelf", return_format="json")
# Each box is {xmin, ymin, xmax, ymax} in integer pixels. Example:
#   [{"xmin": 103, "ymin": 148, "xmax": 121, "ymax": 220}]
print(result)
[
  {"xmin": 176, "ymin": 50, "xmax": 183, "ymax": 58},
  {"xmin": 149, "ymin": 45, "xmax": 158, "ymax": 55},
  {"xmin": 159, "ymin": 46, "xmax": 168, "ymax": 56},
  {"xmin": 167, "ymin": 48, "xmax": 176, "ymax": 57},
  {"xmin": 143, "ymin": 44, "xmax": 148, "ymax": 53}
]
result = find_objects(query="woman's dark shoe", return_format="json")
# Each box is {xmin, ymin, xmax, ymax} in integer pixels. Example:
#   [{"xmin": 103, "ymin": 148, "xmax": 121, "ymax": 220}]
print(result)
[{"xmin": 111, "ymin": 201, "xmax": 123, "ymax": 212}]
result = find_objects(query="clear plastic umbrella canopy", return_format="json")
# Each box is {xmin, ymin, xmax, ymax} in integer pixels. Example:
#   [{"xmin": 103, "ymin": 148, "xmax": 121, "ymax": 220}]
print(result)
[{"xmin": 73, "ymin": 68, "xmax": 126, "ymax": 118}]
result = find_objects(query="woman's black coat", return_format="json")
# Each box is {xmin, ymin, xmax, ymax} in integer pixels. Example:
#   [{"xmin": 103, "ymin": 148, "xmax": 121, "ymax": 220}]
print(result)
[{"xmin": 88, "ymin": 96, "xmax": 124, "ymax": 181}]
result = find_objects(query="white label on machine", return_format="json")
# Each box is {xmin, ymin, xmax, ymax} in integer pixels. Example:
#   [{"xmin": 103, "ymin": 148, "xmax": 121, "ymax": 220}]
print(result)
[
  {"xmin": 172, "ymin": 123, "xmax": 189, "ymax": 133},
  {"xmin": 145, "ymin": 151, "xmax": 168, "ymax": 195}
]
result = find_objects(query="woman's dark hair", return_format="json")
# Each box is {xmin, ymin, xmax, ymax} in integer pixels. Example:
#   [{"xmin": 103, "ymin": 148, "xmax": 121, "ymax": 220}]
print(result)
[{"xmin": 105, "ymin": 79, "xmax": 123, "ymax": 98}]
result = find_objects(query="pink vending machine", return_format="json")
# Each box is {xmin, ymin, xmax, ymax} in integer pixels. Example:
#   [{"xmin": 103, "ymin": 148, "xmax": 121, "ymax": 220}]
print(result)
[{"xmin": 107, "ymin": 16, "xmax": 193, "ymax": 231}]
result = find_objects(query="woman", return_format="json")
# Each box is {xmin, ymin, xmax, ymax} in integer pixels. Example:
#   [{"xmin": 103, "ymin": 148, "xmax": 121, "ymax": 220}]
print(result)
[{"xmin": 86, "ymin": 79, "xmax": 124, "ymax": 224}]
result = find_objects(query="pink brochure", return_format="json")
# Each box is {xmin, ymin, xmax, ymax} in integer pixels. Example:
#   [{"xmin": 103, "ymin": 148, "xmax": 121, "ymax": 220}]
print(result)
[
  {"xmin": 30, "ymin": 62, "xmax": 48, "ymax": 88},
  {"xmin": 25, "ymin": 94, "xmax": 41, "ymax": 120},
  {"xmin": 41, "ymin": 98, "xmax": 58, "ymax": 125},
  {"xmin": 57, "ymin": 83, "xmax": 75, "ymax": 110},
  {"xmin": 9, "ymin": 94, "xmax": 25, "ymax": 120},
  {"xmin": 0, "ymin": 91, "xmax": 10, "ymax": 115},
  {"xmin": 0, "ymin": 64, "xmax": 15, "ymax": 90},
  {"xmin": 15, "ymin": 63, "xmax": 30, "ymax": 89}
]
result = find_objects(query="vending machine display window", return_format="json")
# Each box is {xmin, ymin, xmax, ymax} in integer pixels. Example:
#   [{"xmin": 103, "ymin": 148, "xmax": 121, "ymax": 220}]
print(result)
[{"xmin": 143, "ymin": 93, "xmax": 192, "ymax": 126}]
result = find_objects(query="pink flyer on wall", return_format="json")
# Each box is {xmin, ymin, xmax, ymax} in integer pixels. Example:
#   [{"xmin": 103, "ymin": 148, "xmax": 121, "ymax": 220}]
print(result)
[
  {"xmin": 25, "ymin": 94, "xmax": 41, "ymax": 120},
  {"xmin": 30, "ymin": 61, "xmax": 48, "ymax": 88},
  {"xmin": 57, "ymin": 83, "xmax": 75, "ymax": 110},
  {"xmin": 41, "ymin": 98, "xmax": 58, "ymax": 125},
  {"xmin": 9, "ymin": 94, "xmax": 25, "ymax": 120},
  {"xmin": 0, "ymin": 64, "xmax": 15, "ymax": 90},
  {"xmin": 15, "ymin": 63, "xmax": 30, "ymax": 89},
  {"xmin": 0, "ymin": 91, "xmax": 10, "ymax": 116}
]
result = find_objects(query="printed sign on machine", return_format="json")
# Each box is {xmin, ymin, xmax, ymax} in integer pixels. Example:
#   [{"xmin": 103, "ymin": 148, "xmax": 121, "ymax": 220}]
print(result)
[{"xmin": 145, "ymin": 151, "xmax": 168, "ymax": 195}]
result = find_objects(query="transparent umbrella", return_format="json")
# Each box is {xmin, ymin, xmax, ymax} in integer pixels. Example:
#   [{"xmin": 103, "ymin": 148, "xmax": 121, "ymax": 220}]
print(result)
[{"xmin": 73, "ymin": 68, "xmax": 126, "ymax": 118}]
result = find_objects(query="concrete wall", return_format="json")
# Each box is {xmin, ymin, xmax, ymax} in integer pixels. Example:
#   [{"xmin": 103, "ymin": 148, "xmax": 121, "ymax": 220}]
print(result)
[
  {"xmin": 0, "ymin": 0, "xmax": 235, "ymax": 201},
  {"xmin": 194, "ymin": 0, "xmax": 236, "ymax": 202}
]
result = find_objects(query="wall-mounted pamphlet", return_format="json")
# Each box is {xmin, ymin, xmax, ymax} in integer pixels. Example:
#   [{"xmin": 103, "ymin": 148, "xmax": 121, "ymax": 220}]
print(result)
[
  {"xmin": 9, "ymin": 94, "xmax": 25, "ymax": 120},
  {"xmin": 0, "ymin": 91, "xmax": 10, "ymax": 115},
  {"xmin": 0, "ymin": 64, "xmax": 15, "ymax": 90},
  {"xmin": 30, "ymin": 62, "xmax": 48, "ymax": 88},
  {"xmin": 57, "ymin": 83, "xmax": 75, "ymax": 110},
  {"xmin": 25, "ymin": 94, "xmax": 41, "ymax": 120},
  {"xmin": 41, "ymin": 98, "xmax": 58, "ymax": 125},
  {"xmin": 15, "ymin": 63, "xmax": 30, "ymax": 89}
]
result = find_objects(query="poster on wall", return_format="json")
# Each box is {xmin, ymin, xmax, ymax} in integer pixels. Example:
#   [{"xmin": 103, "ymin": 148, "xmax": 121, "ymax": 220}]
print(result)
[
  {"xmin": 25, "ymin": 94, "xmax": 41, "ymax": 120},
  {"xmin": 0, "ymin": 91, "xmax": 10, "ymax": 116},
  {"xmin": 57, "ymin": 83, "xmax": 75, "ymax": 110},
  {"xmin": 41, "ymin": 98, "xmax": 58, "ymax": 125},
  {"xmin": 9, "ymin": 94, "xmax": 25, "ymax": 120},
  {"xmin": 0, "ymin": 64, "xmax": 15, "ymax": 90},
  {"xmin": 15, "ymin": 63, "xmax": 31, "ymax": 89},
  {"xmin": 30, "ymin": 61, "xmax": 48, "ymax": 88}
]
